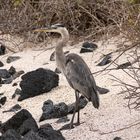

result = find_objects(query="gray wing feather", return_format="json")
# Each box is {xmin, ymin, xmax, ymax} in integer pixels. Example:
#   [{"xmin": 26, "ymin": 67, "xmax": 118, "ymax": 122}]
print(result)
[{"xmin": 65, "ymin": 53, "xmax": 99, "ymax": 108}]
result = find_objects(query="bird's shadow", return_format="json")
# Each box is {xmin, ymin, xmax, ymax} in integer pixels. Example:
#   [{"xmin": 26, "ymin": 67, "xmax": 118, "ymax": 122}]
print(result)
[{"xmin": 59, "ymin": 122, "xmax": 85, "ymax": 131}]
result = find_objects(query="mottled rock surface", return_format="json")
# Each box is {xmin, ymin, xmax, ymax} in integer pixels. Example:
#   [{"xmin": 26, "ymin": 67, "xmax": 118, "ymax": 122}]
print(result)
[{"xmin": 18, "ymin": 68, "xmax": 59, "ymax": 101}]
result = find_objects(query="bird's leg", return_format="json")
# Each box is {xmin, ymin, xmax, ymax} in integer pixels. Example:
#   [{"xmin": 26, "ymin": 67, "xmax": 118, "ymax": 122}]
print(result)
[
  {"xmin": 69, "ymin": 91, "xmax": 79, "ymax": 129},
  {"xmin": 76, "ymin": 91, "xmax": 80, "ymax": 125}
]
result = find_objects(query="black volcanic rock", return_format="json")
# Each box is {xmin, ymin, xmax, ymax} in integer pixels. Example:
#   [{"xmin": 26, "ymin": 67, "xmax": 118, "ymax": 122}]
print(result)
[
  {"xmin": 7, "ymin": 56, "xmax": 21, "ymax": 63},
  {"xmin": 18, "ymin": 118, "xmax": 38, "ymax": 135},
  {"xmin": 113, "ymin": 137, "xmax": 122, "ymax": 140},
  {"xmin": 0, "ymin": 96, "xmax": 7, "ymax": 105},
  {"xmin": 0, "ymin": 129, "xmax": 21, "ymax": 140},
  {"xmin": 0, "ymin": 42, "xmax": 6, "ymax": 55},
  {"xmin": 39, "ymin": 100, "xmax": 54, "ymax": 121},
  {"xmin": 0, "ymin": 109, "xmax": 38, "ymax": 135},
  {"xmin": 12, "ymin": 70, "xmax": 24, "ymax": 79},
  {"xmin": 12, "ymin": 82, "xmax": 18, "ymax": 86},
  {"xmin": 0, "ymin": 76, "xmax": 2, "ymax": 84},
  {"xmin": 80, "ymin": 42, "xmax": 98, "ymax": 53},
  {"xmin": 117, "ymin": 62, "xmax": 131, "ymax": 69},
  {"xmin": 40, "ymin": 97, "xmax": 88, "ymax": 122},
  {"xmin": 53, "ymin": 102, "xmax": 68, "ymax": 117},
  {"xmin": 0, "ymin": 61, "xmax": 4, "ymax": 67},
  {"xmin": 8, "ymin": 66, "xmax": 24, "ymax": 79},
  {"xmin": 0, "ymin": 92, "xmax": 4, "ymax": 96},
  {"xmin": 0, "ymin": 69, "xmax": 11, "ymax": 79},
  {"xmin": 97, "ymin": 53, "xmax": 112, "ymax": 66},
  {"xmin": 37, "ymin": 124, "xmax": 65, "ymax": 140},
  {"xmin": 12, "ymin": 88, "xmax": 22, "ymax": 99},
  {"xmin": 3, "ymin": 104, "xmax": 22, "ymax": 113},
  {"xmin": 8, "ymin": 66, "xmax": 16, "ymax": 75},
  {"xmin": 0, "ymin": 110, "xmax": 65, "ymax": 140},
  {"xmin": 22, "ymin": 130, "xmax": 42, "ymax": 140},
  {"xmin": 18, "ymin": 68, "xmax": 59, "ymax": 101},
  {"xmin": 23, "ymin": 125, "xmax": 65, "ymax": 140},
  {"xmin": 0, "ymin": 67, "xmax": 24, "ymax": 85},
  {"xmin": 40, "ymin": 100, "xmax": 68, "ymax": 122},
  {"xmin": 2, "ymin": 77, "xmax": 13, "ymax": 84}
]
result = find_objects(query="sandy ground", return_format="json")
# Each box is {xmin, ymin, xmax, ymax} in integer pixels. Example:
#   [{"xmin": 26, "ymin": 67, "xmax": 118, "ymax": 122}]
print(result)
[{"xmin": 0, "ymin": 38, "xmax": 140, "ymax": 140}]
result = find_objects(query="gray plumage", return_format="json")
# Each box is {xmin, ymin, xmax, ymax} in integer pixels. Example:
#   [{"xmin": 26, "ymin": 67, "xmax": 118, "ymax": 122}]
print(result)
[{"xmin": 65, "ymin": 53, "xmax": 99, "ymax": 108}]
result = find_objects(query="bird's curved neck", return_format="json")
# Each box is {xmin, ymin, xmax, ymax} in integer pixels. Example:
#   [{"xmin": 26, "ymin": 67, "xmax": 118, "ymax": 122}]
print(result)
[
  {"xmin": 55, "ymin": 29, "xmax": 69, "ymax": 51},
  {"xmin": 55, "ymin": 29, "xmax": 69, "ymax": 73}
]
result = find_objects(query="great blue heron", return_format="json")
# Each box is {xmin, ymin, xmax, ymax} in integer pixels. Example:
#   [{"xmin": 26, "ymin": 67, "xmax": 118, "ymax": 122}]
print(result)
[{"xmin": 34, "ymin": 24, "xmax": 99, "ymax": 129}]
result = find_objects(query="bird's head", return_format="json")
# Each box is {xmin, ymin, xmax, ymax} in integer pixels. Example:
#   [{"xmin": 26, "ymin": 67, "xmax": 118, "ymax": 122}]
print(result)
[{"xmin": 34, "ymin": 24, "xmax": 69, "ymax": 38}]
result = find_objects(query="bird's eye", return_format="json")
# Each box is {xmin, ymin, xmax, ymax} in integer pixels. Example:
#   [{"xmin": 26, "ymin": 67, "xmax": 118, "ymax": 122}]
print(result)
[{"xmin": 51, "ymin": 25, "xmax": 57, "ymax": 29}]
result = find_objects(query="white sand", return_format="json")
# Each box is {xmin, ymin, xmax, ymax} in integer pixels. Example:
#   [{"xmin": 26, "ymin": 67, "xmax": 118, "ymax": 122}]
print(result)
[{"xmin": 0, "ymin": 38, "xmax": 140, "ymax": 140}]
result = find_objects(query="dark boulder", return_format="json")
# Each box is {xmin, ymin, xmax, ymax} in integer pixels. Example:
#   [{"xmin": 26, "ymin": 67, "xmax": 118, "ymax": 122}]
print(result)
[
  {"xmin": 12, "ymin": 88, "xmax": 21, "ymax": 99},
  {"xmin": 0, "ymin": 92, "xmax": 4, "ymax": 96},
  {"xmin": 0, "ymin": 129, "xmax": 21, "ymax": 140},
  {"xmin": 18, "ymin": 118, "xmax": 38, "ymax": 135},
  {"xmin": 8, "ymin": 66, "xmax": 16, "ymax": 75},
  {"xmin": 40, "ymin": 97, "xmax": 88, "ymax": 122},
  {"xmin": 8, "ymin": 66, "xmax": 24, "ymax": 79},
  {"xmin": 0, "ymin": 110, "xmax": 65, "ymax": 140},
  {"xmin": 53, "ymin": 102, "xmax": 68, "ymax": 118},
  {"xmin": 80, "ymin": 42, "xmax": 98, "ymax": 53},
  {"xmin": 0, "ymin": 67, "xmax": 24, "ymax": 85},
  {"xmin": 0, "ymin": 42, "xmax": 6, "ymax": 55},
  {"xmin": 6, "ymin": 56, "xmax": 21, "ymax": 63},
  {"xmin": 23, "ymin": 125, "xmax": 66, "ymax": 140},
  {"xmin": 0, "ymin": 76, "xmax": 2, "ymax": 84},
  {"xmin": 117, "ymin": 62, "xmax": 131, "ymax": 69},
  {"xmin": 12, "ymin": 70, "xmax": 24, "ymax": 79},
  {"xmin": 0, "ymin": 61, "xmax": 4, "ymax": 67},
  {"xmin": 1, "ymin": 77, "xmax": 13, "ymax": 84},
  {"xmin": 0, "ymin": 96, "xmax": 7, "ymax": 105},
  {"xmin": 113, "ymin": 137, "xmax": 122, "ymax": 140},
  {"xmin": 39, "ymin": 100, "xmax": 54, "ymax": 121},
  {"xmin": 12, "ymin": 82, "xmax": 18, "ymax": 87},
  {"xmin": 22, "ymin": 130, "xmax": 43, "ymax": 140},
  {"xmin": 0, "ymin": 69, "xmax": 11, "ymax": 79},
  {"xmin": 40, "ymin": 100, "xmax": 68, "ymax": 122},
  {"xmin": 18, "ymin": 68, "xmax": 59, "ymax": 101},
  {"xmin": 0, "ymin": 109, "xmax": 38, "ymax": 135},
  {"xmin": 97, "ymin": 53, "xmax": 112, "ymax": 66},
  {"xmin": 37, "ymin": 124, "xmax": 65, "ymax": 140},
  {"xmin": 0, "ymin": 68, "xmax": 13, "ymax": 84},
  {"xmin": 3, "ymin": 104, "xmax": 21, "ymax": 113}
]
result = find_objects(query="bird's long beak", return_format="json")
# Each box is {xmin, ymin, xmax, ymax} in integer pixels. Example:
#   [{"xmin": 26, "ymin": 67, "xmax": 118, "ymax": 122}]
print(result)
[{"xmin": 33, "ymin": 27, "xmax": 57, "ymax": 33}]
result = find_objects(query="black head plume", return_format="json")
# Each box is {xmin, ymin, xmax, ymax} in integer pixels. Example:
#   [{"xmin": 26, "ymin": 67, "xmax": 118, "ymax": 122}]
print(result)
[{"xmin": 51, "ymin": 23, "xmax": 65, "ymax": 29}]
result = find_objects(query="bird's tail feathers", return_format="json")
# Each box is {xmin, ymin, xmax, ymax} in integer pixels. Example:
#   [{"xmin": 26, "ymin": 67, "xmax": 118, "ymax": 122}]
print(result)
[{"xmin": 90, "ymin": 87, "xmax": 99, "ymax": 109}]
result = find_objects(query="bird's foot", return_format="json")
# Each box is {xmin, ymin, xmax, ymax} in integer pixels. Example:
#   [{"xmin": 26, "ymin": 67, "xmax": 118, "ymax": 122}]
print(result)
[
  {"xmin": 75, "ymin": 121, "xmax": 80, "ymax": 126},
  {"xmin": 69, "ymin": 123, "xmax": 74, "ymax": 129}
]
